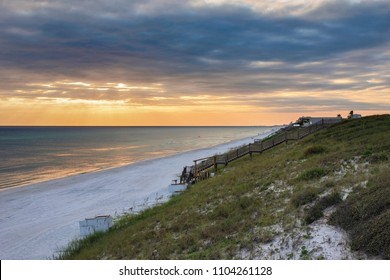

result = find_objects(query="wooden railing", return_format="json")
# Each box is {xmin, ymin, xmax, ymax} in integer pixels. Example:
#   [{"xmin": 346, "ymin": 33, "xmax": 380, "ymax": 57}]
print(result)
[{"xmin": 179, "ymin": 118, "xmax": 341, "ymax": 183}]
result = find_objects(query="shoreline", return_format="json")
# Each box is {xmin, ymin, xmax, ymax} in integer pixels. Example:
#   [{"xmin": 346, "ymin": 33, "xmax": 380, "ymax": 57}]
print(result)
[
  {"xmin": 0, "ymin": 127, "xmax": 279, "ymax": 260},
  {"xmin": 0, "ymin": 126, "xmax": 280, "ymax": 192}
]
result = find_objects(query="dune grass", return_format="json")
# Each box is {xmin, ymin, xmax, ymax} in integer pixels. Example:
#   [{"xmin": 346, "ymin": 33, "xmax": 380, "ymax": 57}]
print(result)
[
  {"xmin": 58, "ymin": 114, "xmax": 390, "ymax": 260},
  {"xmin": 329, "ymin": 167, "xmax": 390, "ymax": 258}
]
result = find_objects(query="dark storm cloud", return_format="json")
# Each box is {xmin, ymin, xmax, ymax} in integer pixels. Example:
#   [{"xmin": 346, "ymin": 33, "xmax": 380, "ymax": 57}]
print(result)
[
  {"xmin": 0, "ymin": 0, "xmax": 389, "ymax": 110},
  {"xmin": 1, "ymin": 1, "xmax": 389, "ymax": 67}
]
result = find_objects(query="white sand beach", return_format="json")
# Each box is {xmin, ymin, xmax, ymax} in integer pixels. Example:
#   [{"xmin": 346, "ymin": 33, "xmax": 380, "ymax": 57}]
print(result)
[{"xmin": 0, "ymin": 128, "xmax": 277, "ymax": 260}]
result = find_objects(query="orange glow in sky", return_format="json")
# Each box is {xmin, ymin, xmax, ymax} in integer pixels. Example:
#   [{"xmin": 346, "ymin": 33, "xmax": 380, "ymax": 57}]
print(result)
[
  {"xmin": 1, "ymin": 80, "xmax": 387, "ymax": 126},
  {"xmin": 1, "ymin": 0, "xmax": 389, "ymax": 126}
]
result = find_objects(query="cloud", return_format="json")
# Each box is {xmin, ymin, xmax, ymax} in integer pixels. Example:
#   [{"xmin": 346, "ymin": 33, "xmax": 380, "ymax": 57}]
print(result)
[{"xmin": 0, "ymin": 0, "xmax": 389, "ymax": 116}]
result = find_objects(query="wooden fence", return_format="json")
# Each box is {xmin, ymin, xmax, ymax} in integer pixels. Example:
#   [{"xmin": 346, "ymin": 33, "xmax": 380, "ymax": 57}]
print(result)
[{"xmin": 179, "ymin": 118, "xmax": 341, "ymax": 183}]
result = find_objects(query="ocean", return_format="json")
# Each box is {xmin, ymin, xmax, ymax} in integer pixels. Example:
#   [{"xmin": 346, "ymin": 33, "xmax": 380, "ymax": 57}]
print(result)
[{"xmin": 0, "ymin": 126, "xmax": 271, "ymax": 189}]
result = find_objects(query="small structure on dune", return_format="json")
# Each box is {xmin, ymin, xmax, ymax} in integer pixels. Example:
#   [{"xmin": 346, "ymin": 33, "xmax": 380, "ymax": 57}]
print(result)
[
  {"xmin": 179, "ymin": 165, "xmax": 195, "ymax": 184},
  {"xmin": 292, "ymin": 111, "xmax": 362, "ymax": 127},
  {"xmin": 167, "ymin": 166, "xmax": 194, "ymax": 193},
  {"xmin": 79, "ymin": 215, "xmax": 113, "ymax": 237},
  {"xmin": 168, "ymin": 179, "xmax": 187, "ymax": 193},
  {"xmin": 293, "ymin": 115, "xmax": 343, "ymax": 127},
  {"xmin": 347, "ymin": 110, "xmax": 362, "ymax": 119}
]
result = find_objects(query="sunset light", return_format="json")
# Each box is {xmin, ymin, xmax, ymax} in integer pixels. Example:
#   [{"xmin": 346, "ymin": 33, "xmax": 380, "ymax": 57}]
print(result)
[
  {"xmin": 0, "ymin": 0, "xmax": 389, "ymax": 125},
  {"xmin": 1, "ymin": 0, "xmax": 389, "ymax": 265}
]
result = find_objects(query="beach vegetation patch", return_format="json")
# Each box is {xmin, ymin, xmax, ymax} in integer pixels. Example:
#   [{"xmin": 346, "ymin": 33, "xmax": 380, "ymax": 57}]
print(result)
[
  {"xmin": 367, "ymin": 152, "xmax": 389, "ymax": 164},
  {"xmin": 321, "ymin": 179, "xmax": 336, "ymax": 189},
  {"xmin": 57, "ymin": 115, "xmax": 390, "ymax": 260},
  {"xmin": 291, "ymin": 187, "xmax": 320, "ymax": 207},
  {"xmin": 56, "ymin": 231, "xmax": 105, "ymax": 260},
  {"xmin": 304, "ymin": 191, "xmax": 342, "ymax": 224},
  {"xmin": 329, "ymin": 168, "xmax": 390, "ymax": 258},
  {"xmin": 304, "ymin": 145, "xmax": 327, "ymax": 157},
  {"xmin": 298, "ymin": 167, "xmax": 328, "ymax": 181}
]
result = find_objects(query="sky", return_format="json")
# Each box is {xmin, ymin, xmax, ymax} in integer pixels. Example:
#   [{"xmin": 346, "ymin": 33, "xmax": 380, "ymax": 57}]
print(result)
[{"xmin": 0, "ymin": 0, "xmax": 389, "ymax": 126}]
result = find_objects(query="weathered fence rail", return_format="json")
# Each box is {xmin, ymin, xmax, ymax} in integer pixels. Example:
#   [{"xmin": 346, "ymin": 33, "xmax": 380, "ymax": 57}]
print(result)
[{"xmin": 179, "ymin": 119, "xmax": 341, "ymax": 184}]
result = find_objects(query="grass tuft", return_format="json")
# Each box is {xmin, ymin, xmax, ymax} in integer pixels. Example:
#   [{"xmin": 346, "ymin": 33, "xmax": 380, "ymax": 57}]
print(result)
[
  {"xmin": 298, "ymin": 168, "xmax": 328, "ymax": 181},
  {"xmin": 304, "ymin": 192, "xmax": 342, "ymax": 224},
  {"xmin": 291, "ymin": 187, "xmax": 320, "ymax": 207},
  {"xmin": 304, "ymin": 145, "xmax": 327, "ymax": 157},
  {"xmin": 367, "ymin": 152, "xmax": 389, "ymax": 164},
  {"xmin": 330, "ymin": 168, "xmax": 390, "ymax": 258}
]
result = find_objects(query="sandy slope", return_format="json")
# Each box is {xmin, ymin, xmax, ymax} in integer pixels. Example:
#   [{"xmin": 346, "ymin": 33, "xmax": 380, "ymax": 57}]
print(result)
[{"xmin": 0, "ymin": 128, "xmax": 277, "ymax": 260}]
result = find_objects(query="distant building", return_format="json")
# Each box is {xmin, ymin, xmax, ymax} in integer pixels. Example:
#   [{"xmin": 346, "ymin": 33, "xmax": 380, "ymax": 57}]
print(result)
[
  {"xmin": 294, "ymin": 115, "xmax": 343, "ymax": 127},
  {"xmin": 347, "ymin": 110, "xmax": 362, "ymax": 119},
  {"xmin": 350, "ymin": 114, "xmax": 362, "ymax": 119},
  {"xmin": 79, "ymin": 215, "xmax": 113, "ymax": 237}
]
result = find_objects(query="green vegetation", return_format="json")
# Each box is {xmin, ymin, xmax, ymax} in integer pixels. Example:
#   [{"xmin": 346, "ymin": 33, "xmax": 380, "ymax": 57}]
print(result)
[
  {"xmin": 329, "ymin": 168, "xmax": 390, "ymax": 258},
  {"xmin": 291, "ymin": 187, "xmax": 320, "ymax": 207},
  {"xmin": 305, "ymin": 192, "xmax": 342, "ymax": 224},
  {"xmin": 298, "ymin": 167, "xmax": 328, "ymax": 181},
  {"xmin": 58, "ymin": 115, "xmax": 390, "ymax": 260},
  {"xmin": 304, "ymin": 145, "xmax": 327, "ymax": 157}
]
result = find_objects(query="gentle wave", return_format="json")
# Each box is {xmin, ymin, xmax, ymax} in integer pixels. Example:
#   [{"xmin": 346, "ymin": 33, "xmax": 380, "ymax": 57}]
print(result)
[{"xmin": 0, "ymin": 126, "xmax": 273, "ymax": 189}]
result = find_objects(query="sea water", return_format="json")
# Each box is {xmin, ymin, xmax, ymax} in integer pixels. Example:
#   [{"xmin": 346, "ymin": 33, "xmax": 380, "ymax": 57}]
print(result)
[{"xmin": 0, "ymin": 126, "xmax": 271, "ymax": 189}]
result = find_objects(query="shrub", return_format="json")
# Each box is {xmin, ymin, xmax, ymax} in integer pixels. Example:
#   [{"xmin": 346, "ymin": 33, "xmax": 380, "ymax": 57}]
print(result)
[
  {"xmin": 319, "ymin": 192, "xmax": 342, "ymax": 208},
  {"xmin": 304, "ymin": 192, "xmax": 342, "ymax": 224},
  {"xmin": 330, "ymin": 170, "xmax": 390, "ymax": 258},
  {"xmin": 304, "ymin": 145, "xmax": 326, "ymax": 157},
  {"xmin": 369, "ymin": 167, "xmax": 390, "ymax": 189},
  {"xmin": 213, "ymin": 204, "xmax": 231, "ymax": 219},
  {"xmin": 322, "ymin": 180, "xmax": 336, "ymax": 189},
  {"xmin": 291, "ymin": 188, "xmax": 320, "ymax": 207},
  {"xmin": 368, "ymin": 152, "xmax": 389, "ymax": 164},
  {"xmin": 239, "ymin": 196, "xmax": 253, "ymax": 210},
  {"xmin": 330, "ymin": 184, "xmax": 390, "ymax": 230},
  {"xmin": 350, "ymin": 210, "xmax": 390, "ymax": 259},
  {"xmin": 304, "ymin": 204, "xmax": 324, "ymax": 224},
  {"xmin": 298, "ymin": 168, "xmax": 328, "ymax": 181},
  {"xmin": 300, "ymin": 246, "xmax": 310, "ymax": 259}
]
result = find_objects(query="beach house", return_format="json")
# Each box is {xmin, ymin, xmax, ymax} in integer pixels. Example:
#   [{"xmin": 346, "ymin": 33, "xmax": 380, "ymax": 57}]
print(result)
[{"xmin": 294, "ymin": 115, "xmax": 343, "ymax": 127}]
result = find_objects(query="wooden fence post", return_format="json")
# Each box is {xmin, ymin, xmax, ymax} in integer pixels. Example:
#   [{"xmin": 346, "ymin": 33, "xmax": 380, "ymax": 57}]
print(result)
[{"xmin": 194, "ymin": 161, "xmax": 198, "ymax": 178}]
